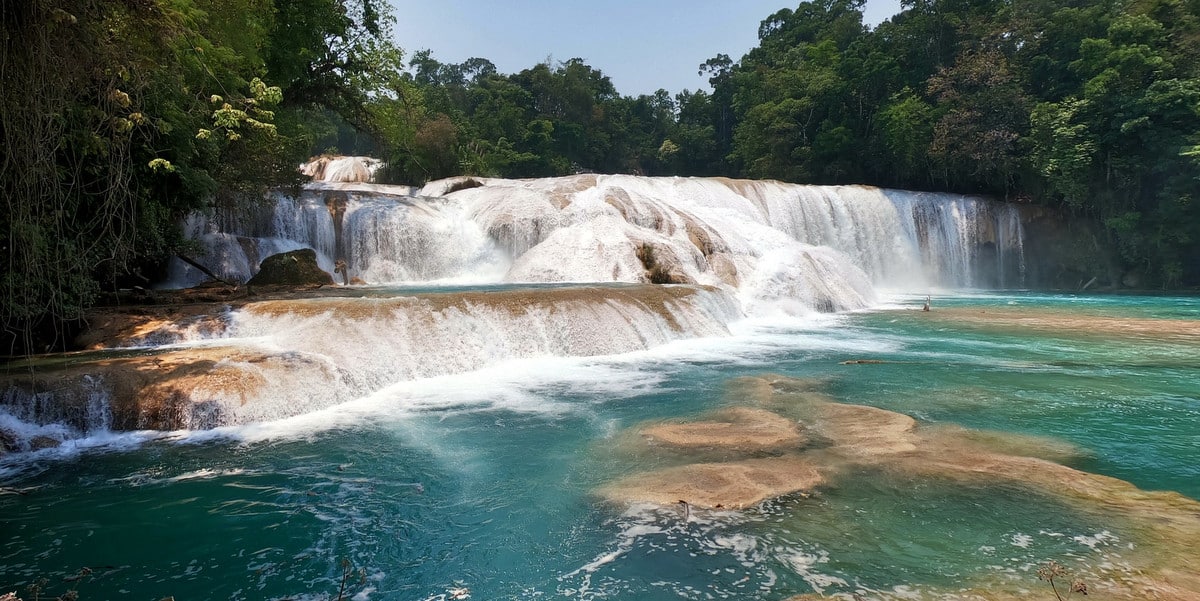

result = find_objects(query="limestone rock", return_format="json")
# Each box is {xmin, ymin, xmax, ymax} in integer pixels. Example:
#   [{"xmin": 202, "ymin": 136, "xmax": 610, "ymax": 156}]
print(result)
[
  {"xmin": 248, "ymin": 249, "xmax": 333, "ymax": 287},
  {"xmin": 602, "ymin": 456, "xmax": 825, "ymax": 509},
  {"xmin": 28, "ymin": 436, "xmax": 61, "ymax": 451},
  {"xmin": 641, "ymin": 407, "xmax": 805, "ymax": 453},
  {"xmin": 0, "ymin": 428, "xmax": 17, "ymax": 454},
  {"xmin": 635, "ymin": 243, "xmax": 693, "ymax": 284}
]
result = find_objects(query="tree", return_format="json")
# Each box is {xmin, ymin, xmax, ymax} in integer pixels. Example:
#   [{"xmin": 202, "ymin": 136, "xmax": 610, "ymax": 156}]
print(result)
[
  {"xmin": 1, "ymin": 0, "xmax": 396, "ymax": 354},
  {"xmin": 926, "ymin": 47, "xmax": 1030, "ymax": 194}
]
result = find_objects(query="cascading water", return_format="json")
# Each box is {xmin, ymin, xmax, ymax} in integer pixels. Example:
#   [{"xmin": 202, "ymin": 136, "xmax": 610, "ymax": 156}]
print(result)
[
  {"xmin": 5, "ymin": 169, "xmax": 1028, "ymax": 438},
  {"xmin": 886, "ymin": 190, "xmax": 1028, "ymax": 288},
  {"xmin": 0, "ymin": 375, "xmax": 112, "ymax": 449},
  {"xmin": 4, "ymin": 162, "xmax": 1197, "ymax": 601},
  {"xmin": 165, "ymin": 174, "xmax": 1027, "ymax": 298},
  {"xmin": 1, "ymin": 285, "xmax": 742, "ymax": 433}
]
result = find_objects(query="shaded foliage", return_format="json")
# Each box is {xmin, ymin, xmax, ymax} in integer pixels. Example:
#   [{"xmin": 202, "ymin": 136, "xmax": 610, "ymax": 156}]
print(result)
[
  {"xmin": 1, "ymin": 0, "xmax": 389, "ymax": 354},
  {"xmin": 4, "ymin": 0, "xmax": 1199, "ymax": 357}
]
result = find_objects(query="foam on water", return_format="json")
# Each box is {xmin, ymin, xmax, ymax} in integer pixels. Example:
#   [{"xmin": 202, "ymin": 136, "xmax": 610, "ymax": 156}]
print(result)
[
  {"xmin": 163, "ymin": 174, "xmax": 1028, "ymax": 316},
  {"xmin": 0, "ymin": 299, "xmax": 876, "ymax": 462},
  {"xmin": 2, "ymin": 293, "xmax": 1198, "ymax": 601}
]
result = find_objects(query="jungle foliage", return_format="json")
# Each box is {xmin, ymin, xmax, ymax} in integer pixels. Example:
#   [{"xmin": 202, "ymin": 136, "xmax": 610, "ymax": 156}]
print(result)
[
  {"xmin": 376, "ymin": 0, "xmax": 1198, "ymax": 289},
  {"xmin": 1, "ymin": 0, "xmax": 388, "ymax": 353},
  {"xmin": 2, "ymin": 0, "xmax": 1198, "ymax": 353}
]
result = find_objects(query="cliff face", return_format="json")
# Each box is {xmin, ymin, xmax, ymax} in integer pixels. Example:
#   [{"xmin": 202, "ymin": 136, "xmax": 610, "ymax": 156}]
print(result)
[{"xmin": 1017, "ymin": 205, "xmax": 1121, "ymax": 290}]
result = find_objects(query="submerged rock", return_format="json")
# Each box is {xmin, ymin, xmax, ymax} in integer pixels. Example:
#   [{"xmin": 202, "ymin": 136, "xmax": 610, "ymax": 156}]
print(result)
[
  {"xmin": 75, "ymin": 309, "xmax": 231, "ymax": 350},
  {"xmin": 247, "ymin": 249, "xmax": 334, "ymax": 287},
  {"xmin": 599, "ymin": 374, "xmax": 1200, "ymax": 600},
  {"xmin": 28, "ymin": 436, "xmax": 61, "ymax": 451},
  {"xmin": 603, "ymin": 402, "xmax": 817, "ymax": 509},
  {"xmin": 641, "ymin": 407, "xmax": 805, "ymax": 453},
  {"xmin": 913, "ymin": 305, "xmax": 1200, "ymax": 344},
  {"xmin": 0, "ymin": 429, "xmax": 61, "ymax": 455},
  {"xmin": 0, "ymin": 428, "xmax": 17, "ymax": 454},
  {"xmin": 601, "ymin": 456, "xmax": 824, "ymax": 509}
]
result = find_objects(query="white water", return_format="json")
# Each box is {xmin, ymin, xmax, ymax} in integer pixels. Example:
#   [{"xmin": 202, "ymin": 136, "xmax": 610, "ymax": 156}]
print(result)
[
  {"xmin": 3, "ymin": 172, "xmax": 1028, "ymax": 442},
  {"xmin": 0, "ymin": 295, "xmax": 886, "ymax": 468},
  {"xmin": 0, "ymin": 286, "xmax": 744, "ymax": 437},
  {"xmin": 300, "ymin": 155, "xmax": 385, "ymax": 183},
  {"xmin": 165, "ymin": 175, "xmax": 1028, "ymax": 312}
]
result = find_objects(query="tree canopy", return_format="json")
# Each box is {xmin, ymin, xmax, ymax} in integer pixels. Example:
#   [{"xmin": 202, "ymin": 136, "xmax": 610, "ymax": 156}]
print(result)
[
  {"xmin": 3, "ymin": 0, "xmax": 1198, "ymax": 353},
  {"xmin": 1, "ymin": 0, "xmax": 392, "ymax": 353}
]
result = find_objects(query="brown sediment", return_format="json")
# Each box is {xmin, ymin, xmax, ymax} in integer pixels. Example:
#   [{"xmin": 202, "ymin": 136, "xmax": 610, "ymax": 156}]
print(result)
[
  {"xmin": 601, "ymin": 456, "xmax": 825, "ymax": 509},
  {"xmin": 922, "ymin": 423, "xmax": 1086, "ymax": 465},
  {"xmin": 813, "ymin": 402, "xmax": 918, "ymax": 457},
  {"xmin": 915, "ymin": 306, "xmax": 1200, "ymax": 344},
  {"xmin": 601, "ymin": 374, "xmax": 1200, "ymax": 599},
  {"xmin": 132, "ymin": 349, "xmax": 273, "ymax": 428},
  {"xmin": 76, "ymin": 310, "xmax": 232, "ymax": 350},
  {"xmin": 726, "ymin": 374, "xmax": 839, "ymax": 416},
  {"xmin": 74, "ymin": 284, "xmax": 721, "ymax": 350},
  {"xmin": 601, "ymin": 383, "xmax": 821, "ymax": 508},
  {"xmin": 74, "ymin": 282, "xmax": 402, "ymax": 350},
  {"xmin": 641, "ymin": 407, "xmax": 805, "ymax": 453}
]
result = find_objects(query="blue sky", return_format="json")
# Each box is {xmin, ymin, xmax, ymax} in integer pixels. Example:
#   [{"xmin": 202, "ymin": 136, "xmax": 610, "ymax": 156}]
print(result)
[{"xmin": 388, "ymin": 0, "xmax": 904, "ymax": 96}]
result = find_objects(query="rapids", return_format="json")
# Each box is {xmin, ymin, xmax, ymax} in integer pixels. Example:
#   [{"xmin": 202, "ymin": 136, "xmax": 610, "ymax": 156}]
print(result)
[
  {"xmin": 166, "ymin": 175, "xmax": 1028, "ymax": 303},
  {"xmin": 10, "ymin": 172, "xmax": 1026, "ymax": 434},
  {"xmin": 1, "ymin": 166, "xmax": 1194, "ymax": 600},
  {"xmin": 1, "ymin": 292, "xmax": 1197, "ymax": 601}
]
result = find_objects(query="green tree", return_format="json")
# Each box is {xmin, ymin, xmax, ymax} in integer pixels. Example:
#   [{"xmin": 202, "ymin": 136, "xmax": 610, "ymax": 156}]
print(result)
[
  {"xmin": 1, "ymin": 0, "xmax": 397, "ymax": 353},
  {"xmin": 926, "ymin": 47, "xmax": 1030, "ymax": 193}
]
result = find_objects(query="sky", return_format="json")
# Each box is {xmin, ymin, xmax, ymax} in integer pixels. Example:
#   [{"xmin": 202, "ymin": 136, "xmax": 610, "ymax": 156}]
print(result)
[{"xmin": 388, "ymin": 0, "xmax": 905, "ymax": 97}]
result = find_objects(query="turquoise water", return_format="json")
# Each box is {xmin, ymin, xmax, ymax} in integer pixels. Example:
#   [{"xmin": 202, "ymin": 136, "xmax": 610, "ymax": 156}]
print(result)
[{"xmin": 1, "ymin": 292, "xmax": 1197, "ymax": 600}]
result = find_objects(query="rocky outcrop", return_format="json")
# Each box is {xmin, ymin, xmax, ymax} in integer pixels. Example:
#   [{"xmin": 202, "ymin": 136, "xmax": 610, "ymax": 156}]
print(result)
[
  {"xmin": 1, "ymin": 346, "xmax": 339, "ymax": 433},
  {"xmin": 247, "ymin": 249, "xmax": 334, "ymax": 287},
  {"xmin": 1018, "ymin": 205, "xmax": 1120, "ymax": 289},
  {"xmin": 603, "ymin": 457, "xmax": 825, "ymax": 509},
  {"xmin": 599, "ymin": 374, "xmax": 1200, "ymax": 600},
  {"xmin": 640, "ymin": 407, "xmax": 805, "ymax": 454},
  {"xmin": 0, "ymin": 428, "xmax": 17, "ymax": 455},
  {"xmin": 635, "ymin": 243, "xmax": 692, "ymax": 284},
  {"xmin": 2, "ymin": 284, "xmax": 739, "ymax": 437}
]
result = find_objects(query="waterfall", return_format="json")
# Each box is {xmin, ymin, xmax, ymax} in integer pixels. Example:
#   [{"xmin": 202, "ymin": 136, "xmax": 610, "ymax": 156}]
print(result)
[
  {"xmin": 1, "ymin": 375, "xmax": 112, "ymax": 450},
  {"xmin": 885, "ymin": 190, "xmax": 1027, "ymax": 288},
  {"xmin": 1, "ymin": 173, "xmax": 1033, "ymax": 440},
  {"xmin": 165, "ymin": 175, "xmax": 1026, "ymax": 299},
  {"xmin": 2, "ymin": 286, "xmax": 741, "ymax": 432}
]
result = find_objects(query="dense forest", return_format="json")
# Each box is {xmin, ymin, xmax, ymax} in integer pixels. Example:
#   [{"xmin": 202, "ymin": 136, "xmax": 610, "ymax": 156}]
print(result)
[{"xmin": 2, "ymin": 0, "xmax": 1199, "ymax": 353}]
